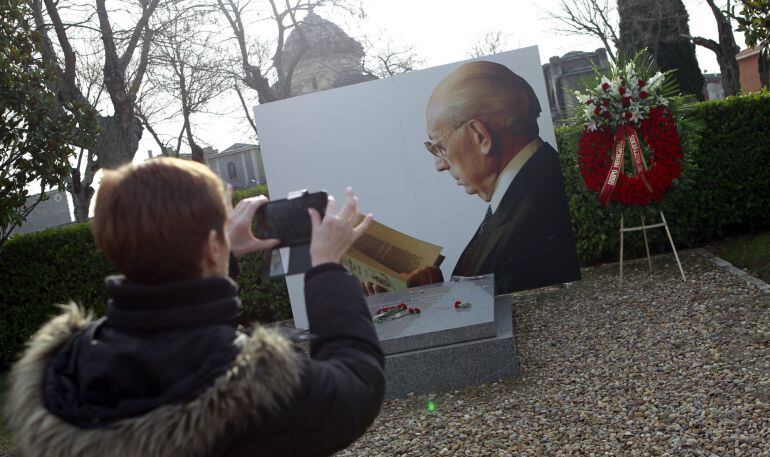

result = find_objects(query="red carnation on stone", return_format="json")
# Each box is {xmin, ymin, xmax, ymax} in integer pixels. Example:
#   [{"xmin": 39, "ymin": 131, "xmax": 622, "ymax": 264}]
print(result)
[
  {"xmin": 639, "ymin": 91, "xmax": 649, "ymax": 99},
  {"xmin": 619, "ymin": 86, "xmax": 626, "ymax": 95},
  {"xmin": 638, "ymin": 79, "xmax": 646, "ymax": 88},
  {"xmin": 601, "ymin": 82, "xmax": 610, "ymax": 91},
  {"xmin": 602, "ymin": 98, "xmax": 610, "ymax": 106}
]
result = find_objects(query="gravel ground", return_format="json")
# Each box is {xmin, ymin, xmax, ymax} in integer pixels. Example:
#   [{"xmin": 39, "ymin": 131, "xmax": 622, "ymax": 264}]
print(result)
[{"xmin": 337, "ymin": 250, "xmax": 770, "ymax": 456}]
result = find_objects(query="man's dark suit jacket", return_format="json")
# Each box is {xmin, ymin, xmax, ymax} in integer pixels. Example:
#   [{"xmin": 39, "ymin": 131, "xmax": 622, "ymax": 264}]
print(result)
[{"xmin": 452, "ymin": 141, "xmax": 581, "ymax": 295}]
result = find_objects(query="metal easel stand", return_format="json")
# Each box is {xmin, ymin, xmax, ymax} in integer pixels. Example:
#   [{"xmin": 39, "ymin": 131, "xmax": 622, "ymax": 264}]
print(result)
[{"xmin": 619, "ymin": 209, "xmax": 686, "ymax": 287}]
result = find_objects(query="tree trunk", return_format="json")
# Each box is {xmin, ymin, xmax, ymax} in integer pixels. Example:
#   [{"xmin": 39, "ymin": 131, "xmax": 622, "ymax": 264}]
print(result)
[
  {"xmin": 760, "ymin": 55, "xmax": 770, "ymax": 89},
  {"xmin": 716, "ymin": 49, "xmax": 741, "ymax": 95},
  {"xmin": 182, "ymin": 109, "xmax": 205, "ymax": 163},
  {"xmin": 92, "ymin": 114, "xmax": 143, "ymax": 170},
  {"xmin": 618, "ymin": 0, "xmax": 705, "ymax": 99},
  {"xmin": 67, "ymin": 114, "xmax": 142, "ymax": 221},
  {"xmin": 707, "ymin": 0, "xmax": 740, "ymax": 96},
  {"xmin": 67, "ymin": 162, "xmax": 96, "ymax": 222}
]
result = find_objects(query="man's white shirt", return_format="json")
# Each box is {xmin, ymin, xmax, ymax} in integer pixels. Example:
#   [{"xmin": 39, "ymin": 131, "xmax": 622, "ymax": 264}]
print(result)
[{"xmin": 489, "ymin": 137, "xmax": 543, "ymax": 214}]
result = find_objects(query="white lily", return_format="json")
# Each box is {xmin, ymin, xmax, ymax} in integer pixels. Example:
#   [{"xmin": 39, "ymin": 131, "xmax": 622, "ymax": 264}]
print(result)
[
  {"xmin": 575, "ymin": 92, "xmax": 591, "ymax": 104},
  {"xmin": 609, "ymin": 80, "xmax": 621, "ymax": 97},
  {"xmin": 647, "ymin": 72, "xmax": 665, "ymax": 91},
  {"xmin": 625, "ymin": 62, "xmax": 636, "ymax": 82}
]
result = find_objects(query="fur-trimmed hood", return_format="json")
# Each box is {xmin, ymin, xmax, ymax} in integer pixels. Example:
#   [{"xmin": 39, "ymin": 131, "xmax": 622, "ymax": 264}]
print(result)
[{"xmin": 3, "ymin": 304, "xmax": 302, "ymax": 457}]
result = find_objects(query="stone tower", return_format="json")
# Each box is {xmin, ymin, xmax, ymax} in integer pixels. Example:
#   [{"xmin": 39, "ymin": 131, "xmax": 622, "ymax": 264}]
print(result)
[
  {"xmin": 278, "ymin": 12, "xmax": 375, "ymax": 97},
  {"xmin": 618, "ymin": 0, "xmax": 705, "ymax": 99}
]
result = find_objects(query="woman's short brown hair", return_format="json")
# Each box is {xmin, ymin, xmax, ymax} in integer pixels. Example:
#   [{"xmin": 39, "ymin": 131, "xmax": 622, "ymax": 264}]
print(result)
[{"xmin": 92, "ymin": 157, "xmax": 227, "ymax": 284}]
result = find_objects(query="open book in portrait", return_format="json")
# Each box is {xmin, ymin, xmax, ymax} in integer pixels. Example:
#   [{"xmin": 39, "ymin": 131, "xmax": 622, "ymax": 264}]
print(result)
[{"xmin": 341, "ymin": 217, "xmax": 444, "ymax": 292}]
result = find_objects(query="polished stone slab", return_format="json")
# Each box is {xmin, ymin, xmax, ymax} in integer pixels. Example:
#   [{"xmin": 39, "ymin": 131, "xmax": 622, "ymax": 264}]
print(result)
[
  {"xmin": 366, "ymin": 276, "xmax": 496, "ymax": 355},
  {"xmin": 383, "ymin": 294, "xmax": 519, "ymax": 399}
]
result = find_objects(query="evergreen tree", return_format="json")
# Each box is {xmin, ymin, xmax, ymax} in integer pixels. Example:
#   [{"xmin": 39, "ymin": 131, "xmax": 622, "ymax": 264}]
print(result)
[{"xmin": 618, "ymin": 0, "xmax": 705, "ymax": 99}]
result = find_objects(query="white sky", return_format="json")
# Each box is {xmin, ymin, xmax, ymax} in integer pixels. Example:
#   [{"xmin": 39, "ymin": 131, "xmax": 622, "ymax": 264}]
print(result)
[{"xmin": 132, "ymin": 0, "xmax": 746, "ymax": 162}]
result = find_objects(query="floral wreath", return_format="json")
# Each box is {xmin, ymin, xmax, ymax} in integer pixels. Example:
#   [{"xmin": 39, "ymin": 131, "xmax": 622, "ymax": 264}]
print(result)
[{"xmin": 574, "ymin": 61, "xmax": 684, "ymax": 206}]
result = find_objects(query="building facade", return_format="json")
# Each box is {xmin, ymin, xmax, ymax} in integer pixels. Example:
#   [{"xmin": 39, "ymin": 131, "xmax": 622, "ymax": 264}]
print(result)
[
  {"xmin": 10, "ymin": 190, "xmax": 72, "ymax": 236},
  {"xmin": 542, "ymin": 49, "xmax": 611, "ymax": 124},
  {"xmin": 204, "ymin": 143, "xmax": 267, "ymax": 190},
  {"xmin": 737, "ymin": 47, "xmax": 763, "ymax": 92},
  {"xmin": 278, "ymin": 12, "xmax": 375, "ymax": 97},
  {"xmin": 703, "ymin": 73, "xmax": 725, "ymax": 100}
]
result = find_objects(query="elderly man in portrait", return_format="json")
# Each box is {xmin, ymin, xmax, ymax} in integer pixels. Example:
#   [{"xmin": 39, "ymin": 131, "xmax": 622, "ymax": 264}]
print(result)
[{"xmin": 424, "ymin": 60, "xmax": 580, "ymax": 295}]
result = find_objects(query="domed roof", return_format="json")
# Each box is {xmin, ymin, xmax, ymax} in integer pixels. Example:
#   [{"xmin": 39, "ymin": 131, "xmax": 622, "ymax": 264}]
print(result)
[{"xmin": 280, "ymin": 12, "xmax": 364, "ymax": 72}]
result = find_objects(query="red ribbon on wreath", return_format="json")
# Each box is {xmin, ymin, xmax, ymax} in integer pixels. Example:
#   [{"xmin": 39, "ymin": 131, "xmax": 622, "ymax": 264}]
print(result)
[
  {"xmin": 579, "ymin": 106, "xmax": 683, "ymax": 207},
  {"xmin": 598, "ymin": 124, "xmax": 654, "ymax": 206}
]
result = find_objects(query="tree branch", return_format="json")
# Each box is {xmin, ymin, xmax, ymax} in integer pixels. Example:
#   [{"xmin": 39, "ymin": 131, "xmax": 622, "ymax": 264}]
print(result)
[
  {"xmin": 120, "ymin": 0, "xmax": 162, "ymax": 72},
  {"xmin": 95, "ymin": 0, "xmax": 120, "ymax": 67},
  {"xmin": 42, "ymin": 0, "xmax": 77, "ymax": 82},
  {"xmin": 691, "ymin": 36, "xmax": 720, "ymax": 54},
  {"xmin": 128, "ymin": 26, "xmax": 154, "ymax": 97},
  {"xmin": 234, "ymin": 81, "xmax": 258, "ymax": 136}
]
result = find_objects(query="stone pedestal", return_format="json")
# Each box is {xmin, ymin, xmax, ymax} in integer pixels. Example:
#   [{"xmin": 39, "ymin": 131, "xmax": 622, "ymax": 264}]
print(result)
[{"xmin": 366, "ymin": 276, "xmax": 520, "ymax": 399}]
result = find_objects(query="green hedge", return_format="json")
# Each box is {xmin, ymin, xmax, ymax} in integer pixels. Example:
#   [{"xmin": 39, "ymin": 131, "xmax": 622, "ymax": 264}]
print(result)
[
  {"xmin": 1, "ymin": 93, "xmax": 769, "ymax": 365},
  {"xmin": 230, "ymin": 185, "xmax": 291, "ymax": 324},
  {"xmin": 0, "ymin": 223, "xmax": 115, "ymax": 366}
]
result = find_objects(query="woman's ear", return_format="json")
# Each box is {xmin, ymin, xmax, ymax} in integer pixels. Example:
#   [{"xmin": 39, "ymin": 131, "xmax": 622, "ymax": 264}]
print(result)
[
  {"xmin": 200, "ymin": 229, "xmax": 222, "ymax": 274},
  {"xmin": 467, "ymin": 119, "xmax": 494, "ymax": 155}
]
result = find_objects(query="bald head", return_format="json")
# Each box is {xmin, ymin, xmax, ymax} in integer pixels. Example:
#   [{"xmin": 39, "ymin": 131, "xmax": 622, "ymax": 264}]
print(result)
[{"xmin": 427, "ymin": 61, "xmax": 541, "ymax": 141}]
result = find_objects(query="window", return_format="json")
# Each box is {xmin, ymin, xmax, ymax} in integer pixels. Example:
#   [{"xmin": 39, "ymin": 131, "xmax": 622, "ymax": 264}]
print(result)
[{"xmin": 227, "ymin": 162, "xmax": 237, "ymax": 179}]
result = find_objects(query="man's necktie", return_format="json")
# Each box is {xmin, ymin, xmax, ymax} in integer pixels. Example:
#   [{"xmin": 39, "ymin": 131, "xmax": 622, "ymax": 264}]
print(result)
[
  {"xmin": 455, "ymin": 206, "xmax": 493, "ymax": 275},
  {"xmin": 477, "ymin": 205, "xmax": 493, "ymax": 237}
]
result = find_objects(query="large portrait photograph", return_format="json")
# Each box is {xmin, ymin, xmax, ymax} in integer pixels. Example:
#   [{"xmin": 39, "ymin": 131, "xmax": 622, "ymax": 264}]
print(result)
[{"xmin": 254, "ymin": 46, "xmax": 581, "ymax": 326}]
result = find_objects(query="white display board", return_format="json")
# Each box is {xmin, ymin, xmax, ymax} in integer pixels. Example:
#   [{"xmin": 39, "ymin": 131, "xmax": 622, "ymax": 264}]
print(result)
[{"xmin": 254, "ymin": 46, "xmax": 558, "ymax": 328}]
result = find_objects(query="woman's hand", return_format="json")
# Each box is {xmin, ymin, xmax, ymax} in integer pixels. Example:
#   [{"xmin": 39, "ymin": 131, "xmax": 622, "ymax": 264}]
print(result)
[
  {"xmin": 309, "ymin": 187, "xmax": 372, "ymax": 266},
  {"xmin": 226, "ymin": 184, "xmax": 280, "ymax": 257}
]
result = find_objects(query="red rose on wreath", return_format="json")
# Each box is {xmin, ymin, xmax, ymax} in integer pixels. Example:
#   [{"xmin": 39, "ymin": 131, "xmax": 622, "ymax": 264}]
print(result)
[{"xmin": 577, "ymin": 106, "xmax": 683, "ymax": 206}]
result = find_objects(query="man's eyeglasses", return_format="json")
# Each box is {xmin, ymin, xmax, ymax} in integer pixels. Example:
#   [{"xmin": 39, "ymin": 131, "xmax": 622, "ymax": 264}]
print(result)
[{"xmin": 424, "ymin": 120, "xmax": 469, "ymax": 158}]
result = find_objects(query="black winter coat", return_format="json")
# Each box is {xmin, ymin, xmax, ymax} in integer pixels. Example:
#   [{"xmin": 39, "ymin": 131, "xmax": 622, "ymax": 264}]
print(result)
[{"xmin": 3, "ymin": 263, "xmax": 385, "ymax": 457}]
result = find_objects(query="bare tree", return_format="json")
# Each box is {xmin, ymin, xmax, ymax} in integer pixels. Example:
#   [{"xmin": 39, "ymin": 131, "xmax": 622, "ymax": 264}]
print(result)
[
  {"xmin": 543, "ymin": 0, "xmax": 620, "ymax": 63},
  {"xmin": 146, "ymin": 3, "xmax": 229, "ymax": 162},
  {"xmin": 685, "ymin": 0, "xmax": 741, "ymax": 96},
  {"xmin": 135, "ymin": 80, "xmax": 183, "ymax": 156},
  {"xmin": 362, "ymin": 37, "xmax": 424, "ymax": 78},
  {"xmin": 468, "ymin": 30, "xmax": 509, "ymax": 58},
  {"xmin": 28, "ymin": 0, "xmax": 162, "ymax": 221}
]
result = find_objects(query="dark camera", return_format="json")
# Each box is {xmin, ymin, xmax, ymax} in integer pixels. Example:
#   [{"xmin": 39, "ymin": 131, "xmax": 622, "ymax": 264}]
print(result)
[{"xmin": 256, "ymin": 190, "xmax": 328, "ymax": 247}]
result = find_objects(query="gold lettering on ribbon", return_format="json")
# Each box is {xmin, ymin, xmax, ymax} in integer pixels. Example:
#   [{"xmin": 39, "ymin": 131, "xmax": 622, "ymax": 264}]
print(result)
[
  {"xmin": 599, "ymin": 128, "xmax": 627, "ymax": 207},
  {"xmin": 626, "ymin": 126, "xmax": 653, "ymax": 193}
]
